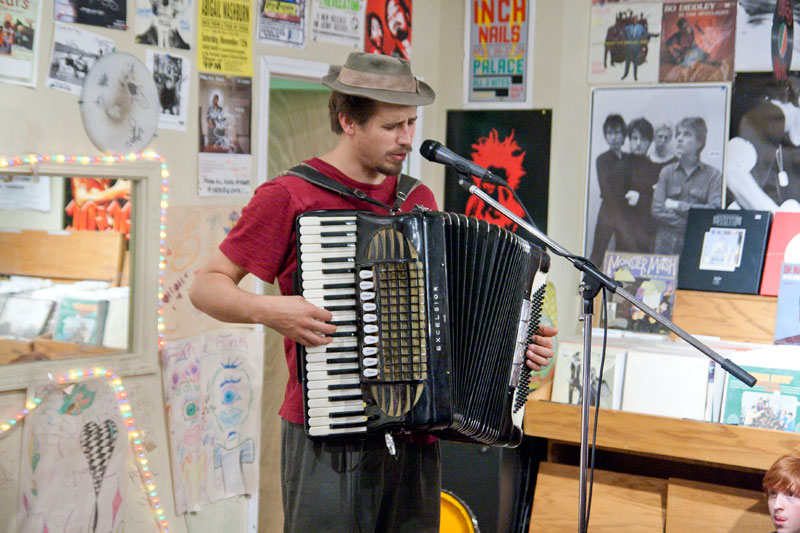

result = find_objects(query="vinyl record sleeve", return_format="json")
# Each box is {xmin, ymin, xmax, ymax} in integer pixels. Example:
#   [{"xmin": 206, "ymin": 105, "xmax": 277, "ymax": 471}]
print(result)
[{"xmin": 678, "ymin": 208, "xmax": 771, "ymax": 294}]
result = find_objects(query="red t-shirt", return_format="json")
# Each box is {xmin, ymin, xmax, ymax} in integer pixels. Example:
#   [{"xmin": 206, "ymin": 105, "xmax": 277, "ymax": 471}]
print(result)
[{"xmin": 219, "ymin": 158, "xmax": 438, "ymax": 425}]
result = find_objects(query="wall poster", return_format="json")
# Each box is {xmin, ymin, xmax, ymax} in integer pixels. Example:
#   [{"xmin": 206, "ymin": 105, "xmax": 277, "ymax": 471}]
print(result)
[
  {"xmin": 464, "ymin": 0, "xmax": 534, "ymax": 107},
  {"xmin": 584, "ymin": 84, "xmax": 728, "ymax": 266},
  {"xmin": 0, "ymin": 0, "xmax": 42, "ymax": 87},
  {"xmin": 162, "ymin": 328, "xmax": 264, "ymax": 513},
  {"xmin": 442, "ymin": 109, "xmax": 551, "ymax": 240},
  {"xmin": 364, "ymin": 0, "xmax": 411, "ymax": 59}
]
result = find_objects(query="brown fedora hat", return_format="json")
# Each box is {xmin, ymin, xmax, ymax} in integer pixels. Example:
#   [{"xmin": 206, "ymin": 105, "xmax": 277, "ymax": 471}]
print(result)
[{"xmin": 322, "ymin": 52, "xmax": 435, "ymax": 106}]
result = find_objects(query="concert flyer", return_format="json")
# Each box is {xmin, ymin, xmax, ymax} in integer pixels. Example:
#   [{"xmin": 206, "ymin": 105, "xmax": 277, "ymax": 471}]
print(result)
[
  {"xmin": 257, "ymin": 0, "xmax": 307, "ymax": 47},
  {"xmin": 659, "ymin": 1, "xmax": 736, "ymax": 83},
  {"xmin": 54, "ymin": 0, "xmax": 127, "ymax": 30},
  {"xmin": 198, "ymin": 0, "xmax": 252, "ymax": 76},
  {"xmin": 588, "ymin": 2, "xmax": 662, "ymax": 84},
  {"xmin": 134, "ymin": 0, "xmax": 193, "ymax": 50},
  {"xmin": 0, "ymin": 0, "xmax": 42, "ymax": 88},
  {"xmin": 310, "ymin": 0, "xmax": 365, "ymax": 48},
  {"xmin": 464, "ymin": 0, "xmax": 532, "ymax": 107}
]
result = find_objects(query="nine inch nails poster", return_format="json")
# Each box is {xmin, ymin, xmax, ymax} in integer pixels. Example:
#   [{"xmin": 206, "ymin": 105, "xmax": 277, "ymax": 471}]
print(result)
[{"xmin": 464, "ymin": 0, "xmax": 533, "ymax": 108}]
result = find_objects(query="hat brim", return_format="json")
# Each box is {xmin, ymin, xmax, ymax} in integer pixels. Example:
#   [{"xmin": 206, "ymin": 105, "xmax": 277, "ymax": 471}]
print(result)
[{"xmin": 322, "ymin": 66, "xmax": 435, "ymax": 106}]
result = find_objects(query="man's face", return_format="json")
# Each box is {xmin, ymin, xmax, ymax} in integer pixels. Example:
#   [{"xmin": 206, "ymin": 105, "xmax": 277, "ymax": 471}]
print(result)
[
  {"xmin": 351, "ymin": 102, "xmax": 416, "ymax": 177},
  {"xmin": 768, "ymin": 489, "xmax": 800, "ymax": 533},
  {"xmin": 675, "ymin": 125, "xmax": 701, "ymax": 156},
  {"xmin": 629, "ymin": 129, "xmax": 652, "ymax": 155},
  {"xmin": 604, "ymin": 126, "xmax": 625, "ymax": 151},
  {"xmin": 386, "ymin": 0, "xmax": 409, "ymax": 40},
  {"xmin": 654, "ymin": 128, "xmax": 672, "ymax": 151},
  {"xmin": 370, "ymin": 17, "xmax": 383, "ymax": 48}
]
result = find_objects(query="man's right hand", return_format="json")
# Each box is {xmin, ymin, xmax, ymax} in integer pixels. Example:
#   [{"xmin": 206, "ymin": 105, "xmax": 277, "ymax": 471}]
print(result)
[{"xmin": 263, "ymin": 295, "xmax": 336, "ymax": 347}]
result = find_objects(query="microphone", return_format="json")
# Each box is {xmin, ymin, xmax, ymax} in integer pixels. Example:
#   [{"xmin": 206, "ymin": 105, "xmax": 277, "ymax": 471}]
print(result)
[{"xmin": 419, "ymin": 140, "xmax": 506, "ymax": 185}]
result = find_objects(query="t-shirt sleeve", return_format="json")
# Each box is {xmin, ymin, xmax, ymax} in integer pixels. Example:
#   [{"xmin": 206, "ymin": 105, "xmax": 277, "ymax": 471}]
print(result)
[{"xmin": 219, "ymin": 180, "xmax": 295, "ymax": 283}]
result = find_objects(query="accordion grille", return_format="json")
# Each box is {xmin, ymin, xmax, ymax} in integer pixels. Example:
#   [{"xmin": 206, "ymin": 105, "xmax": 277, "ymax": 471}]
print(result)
[{"xmin": 365, "ymin": 227, "xmax": 427, "ymax": 417}]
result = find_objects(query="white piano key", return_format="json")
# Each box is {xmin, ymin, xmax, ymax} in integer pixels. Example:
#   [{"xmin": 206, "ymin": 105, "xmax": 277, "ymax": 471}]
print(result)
[
  {"xmin": 304, "ymin": 351, "xmax": 357, "ymax": 363},
  {"xmin": 300, "ymin": 249, "xmax": 356, "ymax": 261},
  {"xmin": 307, "ymin": 404, "xmax": 365, "ymax": 418},
  {"xmin": 302, "ymin": 275, "xmax": 354, "ymax": 288},
  {"xmin": 305, "ymin": 361, "xmax": 359, "ymax": 373},
  {"xmin": 300, "ymin": 234, "xmax": 357, "ymax": 245},
  {"xmin": 310, "ymin": 369, "xmax": 361, "ymax": 381},
  {"xmin": 330, "ymin": 311, "xmax": 357, "ymax": 321},
  {"xmin": 300, "ymin": 261, "xmax": 355, "ymax": 272},
  {"xmin": 306, "ymin": 375, "xmax": 360, "ymax": 389},
  {"xmin": 301, "ymin": 242, "xmax": 356, "ymax": 254},
  {"xmin": 308, "ymin": 414, "xmax": 368, "ymax": 427},
  {"xmin": 299, "ymin": 216, "xmax": 356, "ymax": 226},
  {"xmin": 302, "ymin": 287, "xmax": 355, "ymax": 299},
  {"xmin": 305, "ymin": 298, "xmax": 356, "ymax": 309},
  {"xmin": 308, "ymin": 425, "xmax": 367, "ymax": 437},
  {"xmin": 305, "ymin": 337, "xmax": 357, "ymax": 351},
  {"xmin": 307, "ymin": 387, "xmax": 362, "ymax": 400},
  {"xmin": 307, "ymin": 397, "xmax": 364, "ymax": 409}
]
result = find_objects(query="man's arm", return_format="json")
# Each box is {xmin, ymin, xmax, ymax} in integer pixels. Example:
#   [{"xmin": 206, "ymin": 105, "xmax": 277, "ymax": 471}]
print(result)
[{"xmin": 189, "ymin": 249, "xmax": 336, "ymax": 347}]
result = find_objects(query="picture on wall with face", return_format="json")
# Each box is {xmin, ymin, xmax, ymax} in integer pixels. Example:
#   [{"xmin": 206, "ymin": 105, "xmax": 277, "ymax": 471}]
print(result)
[
  {"xmin": 659, "ymin": 0, "xmax": 736, "ymax": 83},
  {"xmin": 584, "ymin": 85, "xmax": 728, "ymax": 266},
  {"xmin": 728, "ymin": 72, "xmax": 800, "ymax": 212},
  {"xmin": 198, "ymin": 73, "xmax": 252, "ymax": 154},
  {"xmin": 364, "ymin": 0, "xmax": 411, "ymax": 60},
  {"xmin": 442, "ymin": 110, "xmax": 551, "ymax": 238},
  {"xmin": 54, "ymin": 0, "xmax": 127, "ymax": 30},
  {"xmin": 146, "ymin": 49, "xmax": 190, "ymax": 131},
  {"xmin": 46, "ymin": 22, "xmax": 114, "ymax": 95},
  {"xmin": 135, "ymin": 0, "xmax": 192, "ymax": 50},
  {"xmin": 735, "ymin": 0, "xmax": 800, "ymax": 72},
  {"xmin": 588, "ymin": 2, "xmax": 662, "ymax": 83}
]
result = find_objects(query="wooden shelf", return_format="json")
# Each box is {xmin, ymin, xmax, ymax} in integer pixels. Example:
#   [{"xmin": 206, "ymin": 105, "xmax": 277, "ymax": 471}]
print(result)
[
  {"xmin": 524, "ymin": 400, "xmax": 800, "ymax": 471},
  {"xmin": 672, "ymin": 289, "xmax": 777, "ymax": 345}
]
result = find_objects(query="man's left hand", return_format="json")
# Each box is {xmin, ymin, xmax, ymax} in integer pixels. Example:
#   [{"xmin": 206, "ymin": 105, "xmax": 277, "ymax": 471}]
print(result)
[{"xmin": 526, "ymin": 325, "xmax": 557, "ymax": 371}]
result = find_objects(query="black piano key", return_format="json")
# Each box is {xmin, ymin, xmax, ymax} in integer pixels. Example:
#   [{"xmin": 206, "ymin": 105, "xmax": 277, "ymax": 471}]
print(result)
[
  {"xmin": 323, "ymin": 282, "xmax": 356, "ymax": 289},
  {"xmin": 330, "ymin": 420, "xmax": 368, "ymax": 429},
  {"xmin": 324, "ymin": 294, "xmax": 355, "ymax": 301},
  {"xmin": 330, "ymin": 410, "xmax": 365, "ymax": 418},
  {"xmin": 321, "ymin": 242, "xmax": 356, "ymax": 249},
  {"xmin": 321, "ymin": 231, "xmax": 356, "ymax": 237},
  {"xmin": 327, "ymin": 357, "xmax": 359, "ymax": 364},
  {"xmin": 328, "ymin": 383, "xmax": 360, "ymax": 390},
  {"xmin": 322, "ymin": 257, "xmax": 354, "ymax": 263},
  {"xmin": 322, "ymin": 268, "xmax": 355, "ymax": 274},
  {"xmin": 330, "ymin": 394, "xmax": 364, "ymax": 402},
  {"xmin": 319, "ymin": 219, "xmax": 355, "ymax": 226},
  {"xmin": 324, "ymin": 345, "xmax": 358, "ymax": 353},
  {"xmin": 328, "ymin": 368, "xmax": 358, "ymax": 376}
]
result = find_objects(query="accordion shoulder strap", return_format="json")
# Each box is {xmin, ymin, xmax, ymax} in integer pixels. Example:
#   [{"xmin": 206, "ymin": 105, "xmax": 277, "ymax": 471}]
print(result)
[{"xmin": 285, "ymin": 163, "xmax": 420, "ymax": 213}]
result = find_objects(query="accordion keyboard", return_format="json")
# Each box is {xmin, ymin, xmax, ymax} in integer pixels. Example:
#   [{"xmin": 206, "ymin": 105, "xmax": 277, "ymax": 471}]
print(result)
[{"xmin": 297, "ymin": 214, "xmax": 368, "ymax": 436}]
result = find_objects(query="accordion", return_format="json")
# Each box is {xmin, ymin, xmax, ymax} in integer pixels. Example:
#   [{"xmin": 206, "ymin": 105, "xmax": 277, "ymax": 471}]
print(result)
[{"xmin": 295, "ymin": 209, "xmax": 549, "ymax": 447}]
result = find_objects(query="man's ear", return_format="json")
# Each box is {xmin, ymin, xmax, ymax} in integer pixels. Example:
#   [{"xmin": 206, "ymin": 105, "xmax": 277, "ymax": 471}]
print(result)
[{"xmin": 339, "ymin": 112, "xmax": 357, "ymax": 136}]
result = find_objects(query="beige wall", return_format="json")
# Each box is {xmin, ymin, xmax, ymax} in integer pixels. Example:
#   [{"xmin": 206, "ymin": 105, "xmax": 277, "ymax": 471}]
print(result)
[{"xmin": 0, "ymin": 2, "xmax": 591, "ymax": 532}]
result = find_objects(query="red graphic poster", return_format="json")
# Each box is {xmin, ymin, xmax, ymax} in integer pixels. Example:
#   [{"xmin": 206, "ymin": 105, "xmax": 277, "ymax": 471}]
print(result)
[
  {"xmin": 442, "ymin": 110, "xmax": 551, "ymax": 238},
  {"xmin": 363, "ymin": 0, "xmax": 411, "ymax": 59},
  {"xmin": 659, "ymin": 1, "xmax": 736, "ymax": 83}
]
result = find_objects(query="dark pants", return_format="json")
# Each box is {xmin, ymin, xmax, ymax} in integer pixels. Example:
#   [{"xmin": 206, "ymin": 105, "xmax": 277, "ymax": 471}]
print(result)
[{"xmin": 281, "ymin": 420, "xmax": 441, "ymax": 532}]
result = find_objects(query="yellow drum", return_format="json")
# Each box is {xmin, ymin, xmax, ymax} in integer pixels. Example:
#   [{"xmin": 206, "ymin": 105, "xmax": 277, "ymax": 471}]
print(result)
[{"xmin": 440, "ymin": 490, "xmax": 479, "ymax": 533}]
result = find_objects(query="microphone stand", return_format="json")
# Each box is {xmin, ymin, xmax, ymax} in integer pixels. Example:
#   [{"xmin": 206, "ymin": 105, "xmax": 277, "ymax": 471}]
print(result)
[{"xmin": 451, "ymin": 171, "xmax": 756, "ymax": 533}]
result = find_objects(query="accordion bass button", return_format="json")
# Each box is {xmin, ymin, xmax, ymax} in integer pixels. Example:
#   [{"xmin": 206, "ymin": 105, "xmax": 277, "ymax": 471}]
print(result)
[
  {"xmin": 363, "ymin": 302, "xmax": 377, "ymax": 312},
  {"xmin": 360, "ymin": 291, "xmax": 375, "ymax": 300},
  {"xmin": 363, "ymin": 368, "xmax": 379, "ymax": 378},
  {"xmin": 364, "ymin": 335, "xmax": 379, "ymax": 345},
  {"xmin": 359, "ymin": 281, "xmax": 374, "ymax": 290},
  {"xmin": 364, "ymin": 324, "xmax": 379, "ymax": 334},
  {"xmin": 363, "ymin": 313, "xmax": 377, "ymax": 323},
  {"xmin": 363, "ymin": 346, "xmax": 378, "ymax": 356},
  {"xmin": 363, "ymin": 357, "xmax": 378, "ymax": 367},
  {"xmin": 359, "ymin": 269, "xmax": 373, "ymax": 279}
]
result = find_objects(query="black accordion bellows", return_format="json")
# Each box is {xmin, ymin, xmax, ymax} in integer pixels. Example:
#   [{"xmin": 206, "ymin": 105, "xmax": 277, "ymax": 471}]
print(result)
[{"xmin": 295, "ymin": 209, "xmax": 549, "ymax": 447}]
